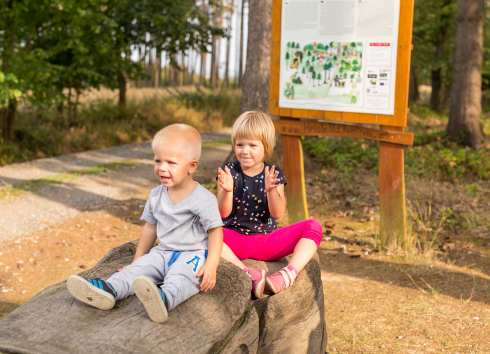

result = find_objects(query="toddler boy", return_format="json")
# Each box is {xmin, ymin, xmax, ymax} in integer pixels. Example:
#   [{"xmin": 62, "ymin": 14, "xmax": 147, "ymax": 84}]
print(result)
[{"xmin": 67, "ymin": 124, "xmax": 223, "ymax": 323}]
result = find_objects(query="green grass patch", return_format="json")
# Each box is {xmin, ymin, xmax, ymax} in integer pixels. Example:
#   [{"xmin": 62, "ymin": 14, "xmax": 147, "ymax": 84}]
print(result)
[
  {"xmin": 202, "ymin": 138, "xmax": 231, "ymax": 149},
  {"xmin": 0, "ymin": 161, "xmax": 135, "ymax": 200}
]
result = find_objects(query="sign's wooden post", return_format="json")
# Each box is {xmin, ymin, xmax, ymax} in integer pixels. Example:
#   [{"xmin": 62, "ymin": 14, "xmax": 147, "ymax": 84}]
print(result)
[
  {"xmin": 280, "ymin": 119, "xmax": 309, "ymax": 223},
  {"xmin": 379, "ymin": 126, "xmax": 407, "ymax": 246}
]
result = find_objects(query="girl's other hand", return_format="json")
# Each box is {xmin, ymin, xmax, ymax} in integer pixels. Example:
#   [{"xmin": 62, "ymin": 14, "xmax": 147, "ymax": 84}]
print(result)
[
  {"xmin": 117, "ymin": 265, "xmax": 129, "ymax": 272},
  {"xmin": 264, "ymin": 165, "xmax": 280, "ymax": 192},
  {"xmin": 218, "ymin": 166, "xmax": 234, "ymax": 192}
]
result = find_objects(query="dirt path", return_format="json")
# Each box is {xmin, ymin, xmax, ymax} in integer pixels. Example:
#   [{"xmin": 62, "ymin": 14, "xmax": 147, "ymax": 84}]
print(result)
[{"xmin": 0, "ymin": 130, "xmax": 231, "ymax": 241}]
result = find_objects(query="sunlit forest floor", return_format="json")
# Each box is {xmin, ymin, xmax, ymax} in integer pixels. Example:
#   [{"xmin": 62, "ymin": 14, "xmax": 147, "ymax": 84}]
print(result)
[{"xmin": 1, "ymin": 87, "xmax": 490, "ymax": 352}]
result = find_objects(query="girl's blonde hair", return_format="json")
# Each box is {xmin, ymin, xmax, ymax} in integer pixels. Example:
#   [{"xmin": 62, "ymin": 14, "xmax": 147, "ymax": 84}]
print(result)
[{"xmin": 232, "ymin": 111, "xmax": 276, "ymax": 160}]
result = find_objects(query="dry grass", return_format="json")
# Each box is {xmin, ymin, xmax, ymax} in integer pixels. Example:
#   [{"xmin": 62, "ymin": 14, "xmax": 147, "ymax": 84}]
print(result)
[{"xmin": 4, "ymin": 87, "xmax": 241, "ymax": 165}]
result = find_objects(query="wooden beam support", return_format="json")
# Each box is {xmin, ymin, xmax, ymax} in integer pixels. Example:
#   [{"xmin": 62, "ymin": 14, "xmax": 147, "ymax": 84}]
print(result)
[
  {"xmin": 379, "ymin": 126, "xmax": 407, "ymax": 248},
  {"xmin": 280, "ymin": 120, "xmax": 309, "ymax": 224},
  {"xmin": 273, "ymin": 119, "xmax": 414, "ymax": 145}
]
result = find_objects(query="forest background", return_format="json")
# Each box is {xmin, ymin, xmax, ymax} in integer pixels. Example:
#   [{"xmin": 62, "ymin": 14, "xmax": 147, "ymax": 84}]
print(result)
[{"xmin": 0, "ymin": 0, "xmax": 489, "ymax": 189}]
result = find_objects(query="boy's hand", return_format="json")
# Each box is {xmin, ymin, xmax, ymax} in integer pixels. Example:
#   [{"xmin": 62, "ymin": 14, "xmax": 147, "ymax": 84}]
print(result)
[
  {"xmin": 264, "ymin": 165, "xmax": 281, "ymax": 192},
  {"xmin": 218, "ymin": 166, "xmax": 234, "ymax": 192},
  {"xmin": 196, "ymin": 262, "xmax": 217, "ymax": 292}
]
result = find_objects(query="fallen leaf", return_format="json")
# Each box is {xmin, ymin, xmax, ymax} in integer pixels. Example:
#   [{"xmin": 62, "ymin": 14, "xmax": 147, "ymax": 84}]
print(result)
[
  {"xmin": 325, "ymin": 222, "xmax": 336, "ymax": 229},
  {"xmin": 79, "ymin": 264, "xmax": 87, "ymax": 269}
]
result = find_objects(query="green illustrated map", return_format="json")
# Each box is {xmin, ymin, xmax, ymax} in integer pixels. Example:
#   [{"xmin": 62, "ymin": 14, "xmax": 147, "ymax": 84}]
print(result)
[{"xmin": 282, "ymin": 41, "xmax": 363, "ymax": 106}]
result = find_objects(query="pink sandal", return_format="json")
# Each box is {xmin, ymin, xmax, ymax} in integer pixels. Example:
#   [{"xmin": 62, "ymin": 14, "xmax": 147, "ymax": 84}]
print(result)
[
  {"xmin": 266, "ymin": 265, "xmax": 298, "ymax": 294},
  {"xmin": 243, "ymin": 268, "xmax": 266, "ymax": 299}
]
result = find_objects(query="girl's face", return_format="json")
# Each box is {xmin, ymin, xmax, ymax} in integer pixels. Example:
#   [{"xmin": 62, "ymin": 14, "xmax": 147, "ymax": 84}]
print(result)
[{"xmin": 234, "ymin": 138, "xmax": 265, "ymax": 169}]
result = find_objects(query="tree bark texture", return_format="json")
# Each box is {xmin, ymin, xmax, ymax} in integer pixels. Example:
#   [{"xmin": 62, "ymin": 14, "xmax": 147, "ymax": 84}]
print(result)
[
  {"xmin": 409, "ymin": 63, "xmax": 420, "ymax": 104},
  {"xmin": 210, "ymin": 4, "xmax": 219, "ymax": 89},
  {"xmin": 430, "ymin": 0, "xmax": 451, "ymax": 112},
  {"xmin": 238, "ymin": 0, "xmax": 246, "ymax": 88},
  {"xmin": 239, "ymin": 0, "xmax": 271, "ymax": 114},
  {"xmin": 157, "ymin": 52, "xmax": 162, "ymax": 88},
  {"xmin": 0, "ymin": 241, "xmax": 327, "ymax": 354},
  {"xmin": 224, "ymin": 0, "xmax": 234, "ymax": 89},
  {"xmin": 1, "ymin": 0, "xmax": 16, "ymax": 143},
  {"xmin": 447, "ymin": 0, "xmax": 485, "ymax": 148},
  {"xmin": 117, "ymin": 70, "xmax": 127, "ymax": 108}
]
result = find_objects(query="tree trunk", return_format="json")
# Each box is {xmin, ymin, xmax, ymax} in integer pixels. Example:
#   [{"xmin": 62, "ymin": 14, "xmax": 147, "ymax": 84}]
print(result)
[
  {"xmin": 430, "ymin": 69, "xmax": 442, "ymax": 111},
  {"xmin": 447, "ymin": 0, "xmax": 485, "ymax": 148},
  {"xmin": 430, "ymin": 0, "xmax": 451, "ymax": 112},
  {"xmin": 157, "ymin": 51, "xmax": 162, "ymax": 88},
  {"xmin": 137, "ymin": 45, "xmax": 143, "ymax": 88},
  {"xmin": 215, "ymin": 3, "xmax": 223, "ymax": 89},
  {"xmin": 239, "ymin": 0, "xmax": 271, "ymax": 114},
  {"xmin": 191, "ymin": 50, "xmax": 198, "ymax": 86},
  {"xmin": 4, "ymin": 98, "xmax": 16, "ymax": 142},
  {"xmin": 210, "ymin": 4, "xmax": 218, "ymax": 88},
  {"xmin": 148, "ymin": 46, "xmax": 154, "ymax": 88},
  {"xmin": 67, "ymin": 84, "xmax": 73, "ymax": 126},
  {"xmin": 118, "ymin": 70, "xmax": 127, "ymax": 108},
  {"xmin": 200, "ymin": 50, "xmax": 206, "ymax": 86},
  {"xmin": 238, "ymin": 0, "xmax": 246, "ymax": 88},
  {"xmin": 1, "ymin": 0, "xmax": 16, "ymax": 143},
  {"xmin": 180, "ymin": 51, "xmax": 185, "ymax": 86},
  {"xmin": 409, "ymin": 63, "xmax": 420, "ymax": 104},
  {"xmin": 224, "ymin": 0, "xmax": 233, "ymax": 88}
]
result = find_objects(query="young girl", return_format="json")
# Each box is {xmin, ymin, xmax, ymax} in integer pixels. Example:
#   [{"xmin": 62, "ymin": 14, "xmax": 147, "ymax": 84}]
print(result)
[{"xmin": 217, "ymin": 111, "xmax": 322, "ymax": 299}]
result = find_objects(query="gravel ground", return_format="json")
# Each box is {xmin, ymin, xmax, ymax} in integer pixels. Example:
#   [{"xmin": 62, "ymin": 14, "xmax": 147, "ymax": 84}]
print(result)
[{"xmin": 0, "ymin": 130, "xmax": 232, "ymax": 241}]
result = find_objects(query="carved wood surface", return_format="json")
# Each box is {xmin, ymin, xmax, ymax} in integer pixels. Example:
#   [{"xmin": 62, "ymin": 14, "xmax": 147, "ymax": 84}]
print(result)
[{"xmin": 0, "ymin": 242, "xmax": 327, "ymax": 354}]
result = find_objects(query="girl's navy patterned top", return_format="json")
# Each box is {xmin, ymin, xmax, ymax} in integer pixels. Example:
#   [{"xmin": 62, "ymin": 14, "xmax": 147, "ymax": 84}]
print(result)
[{"xmin": 218, "ymin": 160, "xmax": 287, "ymax": 235}]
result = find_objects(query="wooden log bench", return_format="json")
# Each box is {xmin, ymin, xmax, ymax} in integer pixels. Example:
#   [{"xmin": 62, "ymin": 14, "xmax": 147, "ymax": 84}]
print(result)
[{"xmin": 0, "ymin": 241, "xmax": 327, "ymax": 354}]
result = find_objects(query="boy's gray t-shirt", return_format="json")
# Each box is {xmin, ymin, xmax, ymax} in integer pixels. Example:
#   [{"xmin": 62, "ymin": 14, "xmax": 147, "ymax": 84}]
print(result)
[{"xmin": 141, "ymin": 183, "xmax": 223, "ymax": 251}]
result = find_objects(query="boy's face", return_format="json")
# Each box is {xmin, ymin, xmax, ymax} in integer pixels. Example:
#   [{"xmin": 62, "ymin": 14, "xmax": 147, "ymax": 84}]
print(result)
[
  {"xmin": 153, "ymin": 144, "xmax": 198, "ymax": 188},
  {"xmin": 235, "ymin": 138, "xmax": 265, "ymax": 169}
]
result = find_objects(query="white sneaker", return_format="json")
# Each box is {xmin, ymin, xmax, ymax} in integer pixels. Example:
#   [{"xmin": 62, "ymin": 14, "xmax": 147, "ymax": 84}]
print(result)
[{"xmin": 133, "ymin": 276, "xmax": 168, "ymax": 323}]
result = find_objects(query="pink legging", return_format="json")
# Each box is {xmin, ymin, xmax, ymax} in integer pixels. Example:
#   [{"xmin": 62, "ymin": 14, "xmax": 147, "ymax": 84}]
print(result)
[{"xmin": 223, "ymin": 219, "xmax": 322, "ymax": 261}]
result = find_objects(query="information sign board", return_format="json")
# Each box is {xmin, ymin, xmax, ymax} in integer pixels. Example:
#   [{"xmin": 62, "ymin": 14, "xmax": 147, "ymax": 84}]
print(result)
[{"xmin": 270, "ymin": 0, "xmax": 414, "ymax": 127}]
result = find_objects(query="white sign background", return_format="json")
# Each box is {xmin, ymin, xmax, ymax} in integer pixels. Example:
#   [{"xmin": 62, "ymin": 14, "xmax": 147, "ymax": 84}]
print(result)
[{"xmin": 278, "ymin": 0, "xmax": 401, "ymax": 116}]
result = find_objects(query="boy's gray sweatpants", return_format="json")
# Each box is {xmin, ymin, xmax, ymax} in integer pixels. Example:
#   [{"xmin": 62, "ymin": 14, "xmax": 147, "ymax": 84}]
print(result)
[{"xmin": 106, "ymin": 244, "xmax": 206, "ymax": 311}]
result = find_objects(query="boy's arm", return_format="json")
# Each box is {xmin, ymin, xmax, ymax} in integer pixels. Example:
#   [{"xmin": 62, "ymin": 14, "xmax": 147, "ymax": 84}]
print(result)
[
  {"xmin": 196, "ymin": 226, "xmax": 223, "ymax": 291},
  {"xmin": 118, "ymin": 222, "xmax": 157, "ymax": 271}
]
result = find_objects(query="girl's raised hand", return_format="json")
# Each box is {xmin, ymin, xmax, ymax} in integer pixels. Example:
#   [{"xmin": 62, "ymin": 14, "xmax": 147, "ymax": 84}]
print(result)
[
  {"xmin": 264, "ymin": 165, "xmax": 281, "ymax": 192},
  {"xmin": 218, "ymin": 166, "xmax": 234, "ymax": 192}
]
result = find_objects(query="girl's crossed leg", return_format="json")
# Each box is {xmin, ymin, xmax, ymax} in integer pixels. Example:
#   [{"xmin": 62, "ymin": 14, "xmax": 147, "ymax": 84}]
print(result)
[{"xmin": 221, "ymin": 218, "xmax": 322, "ymax": 273}]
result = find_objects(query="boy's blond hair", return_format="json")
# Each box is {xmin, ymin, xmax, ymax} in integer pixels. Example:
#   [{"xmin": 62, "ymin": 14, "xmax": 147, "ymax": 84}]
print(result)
[
  {"xmin": 152, "ymin": 124, "xmax": 202, "ymax": 161},
  {"xmin": 232, "ymin": 111, "xmax": 276, "ymax": 160}
]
